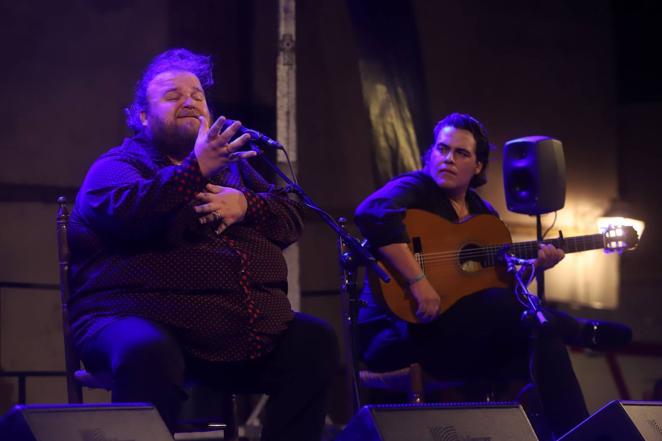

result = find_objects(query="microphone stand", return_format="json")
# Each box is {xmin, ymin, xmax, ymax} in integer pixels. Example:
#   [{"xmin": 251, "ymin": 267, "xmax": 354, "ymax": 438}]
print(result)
[
  {"xmin": 502, "ymin": 252, "xmax": 548, "ymax": 328},
  {"xmin": 503, "ymin": 251, "xmax": 553, "ymax": 438},
  {"xmin": 251, "ymin": 144, "xmax": 391, "ymax": 414}
]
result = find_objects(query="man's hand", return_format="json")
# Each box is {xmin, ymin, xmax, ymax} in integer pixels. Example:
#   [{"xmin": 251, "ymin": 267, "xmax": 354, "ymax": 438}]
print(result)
[
  {"xmin": 409, "ymin": 277, "xmax": 441, "ymax": 323},
  {"xmin": 194, "ymin": 116, "xmax": 256, "ymax": 178},
  {"xmin": 535, "ymin": 243, "xmax": 565, "ymax": 270},
  {"xmin": 194, "ymin": 184, "xmax": 248, "ymax": 234}
]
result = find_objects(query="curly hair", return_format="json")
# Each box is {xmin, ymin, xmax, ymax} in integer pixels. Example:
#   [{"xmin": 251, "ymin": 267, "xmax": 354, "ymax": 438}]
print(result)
[
  {"xmin": 125, "ymin": 48, "xmax": 213, "ymax": 133},
  {"xmin": 422, "ymin": 112, "xmax": 492, "ymax": 188}
]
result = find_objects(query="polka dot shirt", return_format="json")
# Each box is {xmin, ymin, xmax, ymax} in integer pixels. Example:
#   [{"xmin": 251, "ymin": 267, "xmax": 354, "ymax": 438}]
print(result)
[{"xmin": 68, "ymin": 134, "xmax": 303, "ymax": 362}]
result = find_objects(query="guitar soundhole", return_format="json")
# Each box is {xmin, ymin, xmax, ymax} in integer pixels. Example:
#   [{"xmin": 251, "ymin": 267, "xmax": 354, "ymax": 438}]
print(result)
[{"xmin": 458, "ymin": 244, "xmax": 487, "ymax": 273}]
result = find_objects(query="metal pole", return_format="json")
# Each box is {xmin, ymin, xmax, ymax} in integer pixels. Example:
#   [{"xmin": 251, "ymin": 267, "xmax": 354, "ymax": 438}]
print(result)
[
  {"xmin": 277, "ymin": 0, "xmax": 300, "ymax": 311},
  {"xmin": 536, "ymin": 214, "xmax": 545, "ymax": 303}
]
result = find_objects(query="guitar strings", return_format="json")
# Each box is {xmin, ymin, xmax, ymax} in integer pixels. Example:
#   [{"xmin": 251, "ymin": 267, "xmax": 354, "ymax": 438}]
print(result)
[
  {"xmin": 418, "ymin": 244, "xmax": 599, "ymax": 262},
  {"xmin": 419, "ymin": 237, "xmax": 604, "ymax": 260},
  {"xmin": 415, "ymin": 235, "xmax": 605, "ymax": 265}
]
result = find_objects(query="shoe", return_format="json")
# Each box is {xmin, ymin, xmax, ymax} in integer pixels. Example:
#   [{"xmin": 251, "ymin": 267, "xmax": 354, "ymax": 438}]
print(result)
[{"xmin": 576, "ymin": 319, "xmax": 632, "ymax": 350}]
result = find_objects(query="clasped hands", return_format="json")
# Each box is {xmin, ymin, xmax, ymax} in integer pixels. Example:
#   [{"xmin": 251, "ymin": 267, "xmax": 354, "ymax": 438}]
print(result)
[
  {"xmin": 192, "ymin": 115, "xmax": 254, "ymax": 234},
  {"xmin": 194, "ymin": 183, "xmax": 247, "ymax": 235}
]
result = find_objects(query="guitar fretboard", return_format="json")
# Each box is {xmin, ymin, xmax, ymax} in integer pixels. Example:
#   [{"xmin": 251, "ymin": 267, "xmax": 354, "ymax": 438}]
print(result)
[{"xmin": 484, "ymin": 234, "xmax": 605, "ymax": 266}]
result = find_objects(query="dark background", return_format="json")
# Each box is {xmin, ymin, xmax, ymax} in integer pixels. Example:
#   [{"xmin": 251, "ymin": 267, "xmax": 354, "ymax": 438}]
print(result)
[{"xmin": 0, "ymin": 0, "xmax": 660, "ymax": 421}]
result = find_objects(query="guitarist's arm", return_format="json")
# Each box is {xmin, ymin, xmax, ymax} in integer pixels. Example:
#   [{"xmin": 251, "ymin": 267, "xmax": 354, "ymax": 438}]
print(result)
[{"xmin": 378, "ymin": 243, "xmax": 441, "ymax": 323}]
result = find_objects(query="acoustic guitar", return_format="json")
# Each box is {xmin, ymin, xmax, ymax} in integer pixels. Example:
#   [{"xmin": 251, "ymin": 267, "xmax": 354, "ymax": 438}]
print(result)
[{"xmin": 368, "ymin": 209, "xmax": 639, "ymax": 323}]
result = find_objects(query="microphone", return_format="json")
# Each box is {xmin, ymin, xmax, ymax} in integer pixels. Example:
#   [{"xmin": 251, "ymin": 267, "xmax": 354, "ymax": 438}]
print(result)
[
  {"xmin": 497, "ymin": 246, "xmax": 535, "ymax": 266},
  {"xmin": 506, "ymin": 255, "xmax": 536, "ymax": 266},
  {"xmin": 223, "ymin": 119, "xmax": 284, "ymax": 150}
]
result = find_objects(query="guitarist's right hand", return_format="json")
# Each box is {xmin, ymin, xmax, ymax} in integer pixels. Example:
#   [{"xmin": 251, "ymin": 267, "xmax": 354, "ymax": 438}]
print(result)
[
  {"xmin": 410, "ymin": 278, "xmax": 441, "ymax": 323},
  {"xmin": 376, "ymin": 243, "xmax": 442, "ymax": 323}
]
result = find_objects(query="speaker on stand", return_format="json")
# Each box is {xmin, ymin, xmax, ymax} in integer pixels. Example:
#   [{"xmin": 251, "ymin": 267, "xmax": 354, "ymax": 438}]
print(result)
[
  {"xmin": 503, "ymin": 135, "xmax": 566, "ymax": 302},
  {"xmin": 503, "ymin": 136, "xmax": 566, "ymax": 216}
]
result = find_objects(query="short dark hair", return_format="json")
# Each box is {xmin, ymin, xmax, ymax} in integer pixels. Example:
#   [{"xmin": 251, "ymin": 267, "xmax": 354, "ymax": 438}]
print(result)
[
  {"xmin": 125, "ymin": 48, "xmax": 213, "ymax": 132},
  {"xmin": 422, "ymin": 112, "xmax": 492, "ymax": 188}
]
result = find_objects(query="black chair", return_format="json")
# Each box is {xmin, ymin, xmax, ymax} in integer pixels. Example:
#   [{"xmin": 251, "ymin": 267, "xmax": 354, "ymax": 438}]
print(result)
[
  {"xmin": 359, "ymin": 362, "xmax": 462, "ymax": 403},
  {"xmin": 56, "ymin": 196, "xmax": 239, "ymax": 440}
]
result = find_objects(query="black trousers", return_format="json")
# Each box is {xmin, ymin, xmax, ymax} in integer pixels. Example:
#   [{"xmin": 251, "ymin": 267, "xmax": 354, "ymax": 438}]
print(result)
[
  {"xmin": 361, "ymin": 288, "xmax": 589, "ymax": 438},
  {"xmin": 80, "ymin": 312, "xmax": 339, "ymax": 441}
]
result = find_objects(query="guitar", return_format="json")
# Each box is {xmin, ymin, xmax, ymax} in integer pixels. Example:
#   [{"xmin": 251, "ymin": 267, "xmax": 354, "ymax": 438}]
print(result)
[{"xmin": 368, "ymin": 209, "xmax": 639, "ymax": 323}]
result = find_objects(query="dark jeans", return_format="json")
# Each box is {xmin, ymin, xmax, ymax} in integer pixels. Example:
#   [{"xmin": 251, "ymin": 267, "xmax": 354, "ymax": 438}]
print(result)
[
  {"xmin": 80, "ymin": 312, "xmax": 339, "ymax": 441},
  {"xmin": 360, "ymin": 288, "xmax": 589, "ymax": 438}
]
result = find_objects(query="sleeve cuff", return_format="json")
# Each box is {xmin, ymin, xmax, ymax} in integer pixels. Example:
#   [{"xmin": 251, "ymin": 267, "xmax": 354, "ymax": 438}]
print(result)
[
  {"xmin": 242, "ymin": 189, "xmax": 269, "ymax": 225},
  {"xmin": 172, "ymin": 152, "xmax": 206, "ymax": 198},
  {"xmin": 367, "ymin": 229, "xmax": 410, "ymax": 249}
]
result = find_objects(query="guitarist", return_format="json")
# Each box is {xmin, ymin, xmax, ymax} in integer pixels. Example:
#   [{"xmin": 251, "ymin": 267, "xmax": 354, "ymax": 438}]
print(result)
[{"xmin": 354, "ymin": 112, "xmax": 625, "ymax": 438}]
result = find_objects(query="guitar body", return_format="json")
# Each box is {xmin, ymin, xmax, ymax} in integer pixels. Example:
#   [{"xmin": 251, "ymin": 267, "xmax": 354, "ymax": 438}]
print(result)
[
  {"xmin": 366, "ymin": 209, "xmax": 637, "ymax": 323},
  {"xmin": 368, "ymin": 209, "xmax": 514, "ymax": 323}
]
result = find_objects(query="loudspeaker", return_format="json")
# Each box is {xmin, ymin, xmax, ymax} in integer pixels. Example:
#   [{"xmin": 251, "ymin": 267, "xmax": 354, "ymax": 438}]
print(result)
[
  {"xmin": 335, "ymin": 402, "xmax": 539, "ymax": 441},
  {"xmin": 503, "ymin": 136, "xmax": 566, "ymax": 215},
  {"xmin": 0, "ymin": 403, "xmax": 172, "ymax": 441},
  {"xmin": 559, "ymin": 400, "xmax": 662, "ymax": 441}
]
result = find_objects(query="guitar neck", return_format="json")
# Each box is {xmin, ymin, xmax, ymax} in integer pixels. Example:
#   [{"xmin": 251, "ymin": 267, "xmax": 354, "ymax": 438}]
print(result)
[{"xmin": 503, "ymin": 234, "xmax": 605, "ymax": 259}]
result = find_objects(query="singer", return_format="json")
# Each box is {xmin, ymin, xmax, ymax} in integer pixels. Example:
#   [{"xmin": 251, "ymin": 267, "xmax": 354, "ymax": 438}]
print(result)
[
  {"xmin": 354, "ymin": 113, "xmax": 631, "ymax": 439},
  {"xmin": 68, "ymin": 48, "xmax": 338, "ymax": 440}
]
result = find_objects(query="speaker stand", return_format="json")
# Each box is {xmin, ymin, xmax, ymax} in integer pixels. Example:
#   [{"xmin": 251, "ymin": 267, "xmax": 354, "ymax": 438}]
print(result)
[{"xmin": 535, "ymin": 214, "xmax": 545, "ymax": 304}]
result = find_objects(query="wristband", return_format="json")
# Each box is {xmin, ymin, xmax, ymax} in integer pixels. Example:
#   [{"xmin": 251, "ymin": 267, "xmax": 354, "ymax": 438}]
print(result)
[{"xmin": 407, "ymin": 273, "xmax": 426, "ymax": 286}]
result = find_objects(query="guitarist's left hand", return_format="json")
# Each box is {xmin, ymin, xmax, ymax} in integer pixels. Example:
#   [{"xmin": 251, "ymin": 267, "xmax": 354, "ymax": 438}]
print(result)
[{"xmin": 535, "ymin": 243, "xmax": 565, "ymax": 270}]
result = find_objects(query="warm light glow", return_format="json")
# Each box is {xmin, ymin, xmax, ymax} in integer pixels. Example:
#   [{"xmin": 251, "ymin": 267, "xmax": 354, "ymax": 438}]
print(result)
[{"xmin": 597, "ymin": 216, "xmax": 645, "ymax": 240}]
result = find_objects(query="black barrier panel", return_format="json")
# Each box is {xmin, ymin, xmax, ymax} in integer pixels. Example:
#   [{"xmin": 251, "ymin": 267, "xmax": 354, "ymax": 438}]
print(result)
[
  {"xmin": 336, "ymin": 402, "xmax": 539, "ymax": 441},
  {"xmin": 559, "ymin": 400, "xmax": 662, "ymax": 441},
  {"xmin": 0, "ymin": 403, "xmax": 172, "ymax": 441}
]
